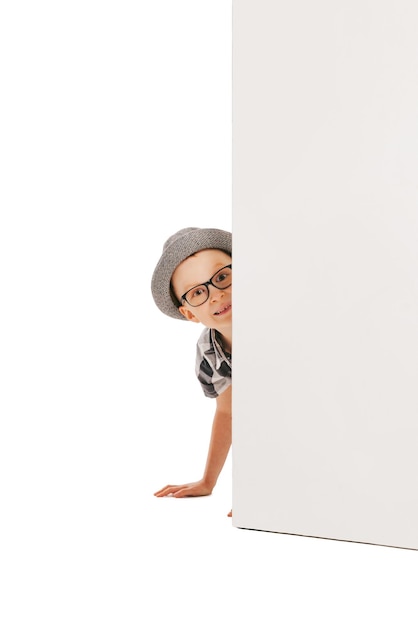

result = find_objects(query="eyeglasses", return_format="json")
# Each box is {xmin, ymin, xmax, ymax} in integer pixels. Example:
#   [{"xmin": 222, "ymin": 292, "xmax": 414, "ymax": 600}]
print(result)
[{"xmin": 181, "ymin": 264, "xmax": 232, "ymax": 307}]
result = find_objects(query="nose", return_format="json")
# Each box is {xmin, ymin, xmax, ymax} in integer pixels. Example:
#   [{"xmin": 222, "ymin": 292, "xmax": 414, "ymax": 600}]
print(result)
[{"xmin": 209, "ymin": 285, "xmax": 224, "ymax": 303}]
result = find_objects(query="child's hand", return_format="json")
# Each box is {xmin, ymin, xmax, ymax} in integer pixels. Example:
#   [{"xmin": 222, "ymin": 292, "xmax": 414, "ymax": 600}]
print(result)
[{"xmin": 154, "ymin": 479, "xmax": 213, "ymax": 499}]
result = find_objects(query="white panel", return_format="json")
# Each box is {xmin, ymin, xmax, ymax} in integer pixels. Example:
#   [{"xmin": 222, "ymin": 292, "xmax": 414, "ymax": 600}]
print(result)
[{"xmin": 232, "ymin": 0, "xmax": 418, "ymax": 549}]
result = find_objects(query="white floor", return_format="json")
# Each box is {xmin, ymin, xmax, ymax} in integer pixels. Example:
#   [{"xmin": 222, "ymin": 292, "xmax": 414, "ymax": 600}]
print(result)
[
  {"xmin": 3, "ymin": 411, "xmax": 418, "ymax": 626},
  {"xmin": 146, "ymin": 462, "xmax": 418, "ymax": 626}
]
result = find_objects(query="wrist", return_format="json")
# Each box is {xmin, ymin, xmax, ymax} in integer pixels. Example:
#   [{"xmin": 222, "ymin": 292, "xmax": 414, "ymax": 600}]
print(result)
[{"xmin": 200, "ymin": 475, "xmax": 215, "ymax": 492}]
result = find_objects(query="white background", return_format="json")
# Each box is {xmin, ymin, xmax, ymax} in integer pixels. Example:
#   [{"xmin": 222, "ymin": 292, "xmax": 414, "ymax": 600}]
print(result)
[{"xmin": 1, "ymin": 2, "xmax": 416, "ymax": 625}]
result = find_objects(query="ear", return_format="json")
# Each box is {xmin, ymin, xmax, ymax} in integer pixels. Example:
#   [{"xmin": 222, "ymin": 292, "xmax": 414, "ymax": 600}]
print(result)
[{"xmin": 178, "ymin": 305, "xmax": 200, "ymax": 323}]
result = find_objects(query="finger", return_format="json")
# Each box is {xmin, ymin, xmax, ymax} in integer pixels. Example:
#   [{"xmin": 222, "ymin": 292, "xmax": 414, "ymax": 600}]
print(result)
[
  {"xmin": 227, "ymin": 510, "xmax": 232, "ymax": 517},
  {"xmin": 154, "ymin": 485, "xmax": 184, "ymax": 497},
  {"xmin": 154, "ymin": 485, "xmax": 172, "ymax": 496},
  {"xmin": 173, "ymin": 487, "xmax": 193, "ymax": 498}
]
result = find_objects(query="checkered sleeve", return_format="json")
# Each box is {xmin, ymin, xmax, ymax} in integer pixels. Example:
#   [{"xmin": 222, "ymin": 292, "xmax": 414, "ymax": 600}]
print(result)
[
  {"xmin": 196, "ymin": 356, "xmax": 218, "ymax": 398},
  {"xmin": 195, "ymin": 328, "xmax": 232, "ymax": 399}
]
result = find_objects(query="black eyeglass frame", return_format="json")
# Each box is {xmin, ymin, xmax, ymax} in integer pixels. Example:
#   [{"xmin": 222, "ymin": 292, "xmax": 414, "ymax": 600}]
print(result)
[{"xmin": 180, "ymin": 264, "xmax": 232, "ymax": 307}]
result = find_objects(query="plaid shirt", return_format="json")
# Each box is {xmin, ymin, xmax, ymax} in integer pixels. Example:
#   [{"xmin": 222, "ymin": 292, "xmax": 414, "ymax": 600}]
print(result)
[{"xmin": 195, "ymin": 328, "xmax": 232, "ymax": 398}]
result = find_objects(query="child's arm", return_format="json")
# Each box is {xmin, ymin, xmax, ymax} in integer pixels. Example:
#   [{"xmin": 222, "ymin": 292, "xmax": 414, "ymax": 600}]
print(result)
[{"xmin": 154, "ymin": 384, "xmax": 232, "ymax": 498}]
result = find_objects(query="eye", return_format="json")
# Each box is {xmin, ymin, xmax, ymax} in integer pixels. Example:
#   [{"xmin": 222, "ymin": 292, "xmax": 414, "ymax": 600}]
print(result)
[
  {"xmin": 215, "ymin": 268, "xmax": 231, "ymax": 284},
  {"xmin": 187, "ymin": 286, "xmax": 208, "ymax": 303}
]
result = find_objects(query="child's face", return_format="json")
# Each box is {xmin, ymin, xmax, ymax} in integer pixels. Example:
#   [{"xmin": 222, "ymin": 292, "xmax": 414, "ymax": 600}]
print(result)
[{"xmin": 171, "ymin": 249, "xmax": 232, "ymax": 331}]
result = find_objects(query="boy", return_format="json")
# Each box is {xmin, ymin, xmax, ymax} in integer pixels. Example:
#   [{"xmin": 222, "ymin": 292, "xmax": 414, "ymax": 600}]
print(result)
[{"xmin": 151, "ymin": 227, "xmax": 232, "ymax": 516}]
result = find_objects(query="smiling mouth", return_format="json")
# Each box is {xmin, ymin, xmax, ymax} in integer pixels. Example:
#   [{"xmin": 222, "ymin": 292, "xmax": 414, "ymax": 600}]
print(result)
[{"xmin": 214, "ymin": 304, "xmax": 231, "ymax": 316}]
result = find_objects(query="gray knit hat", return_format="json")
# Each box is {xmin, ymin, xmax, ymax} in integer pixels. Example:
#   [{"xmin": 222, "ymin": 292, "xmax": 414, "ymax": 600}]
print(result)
[{"xmin": 151, "ymin": 227, "xmax": 232, "ymax": 320}]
